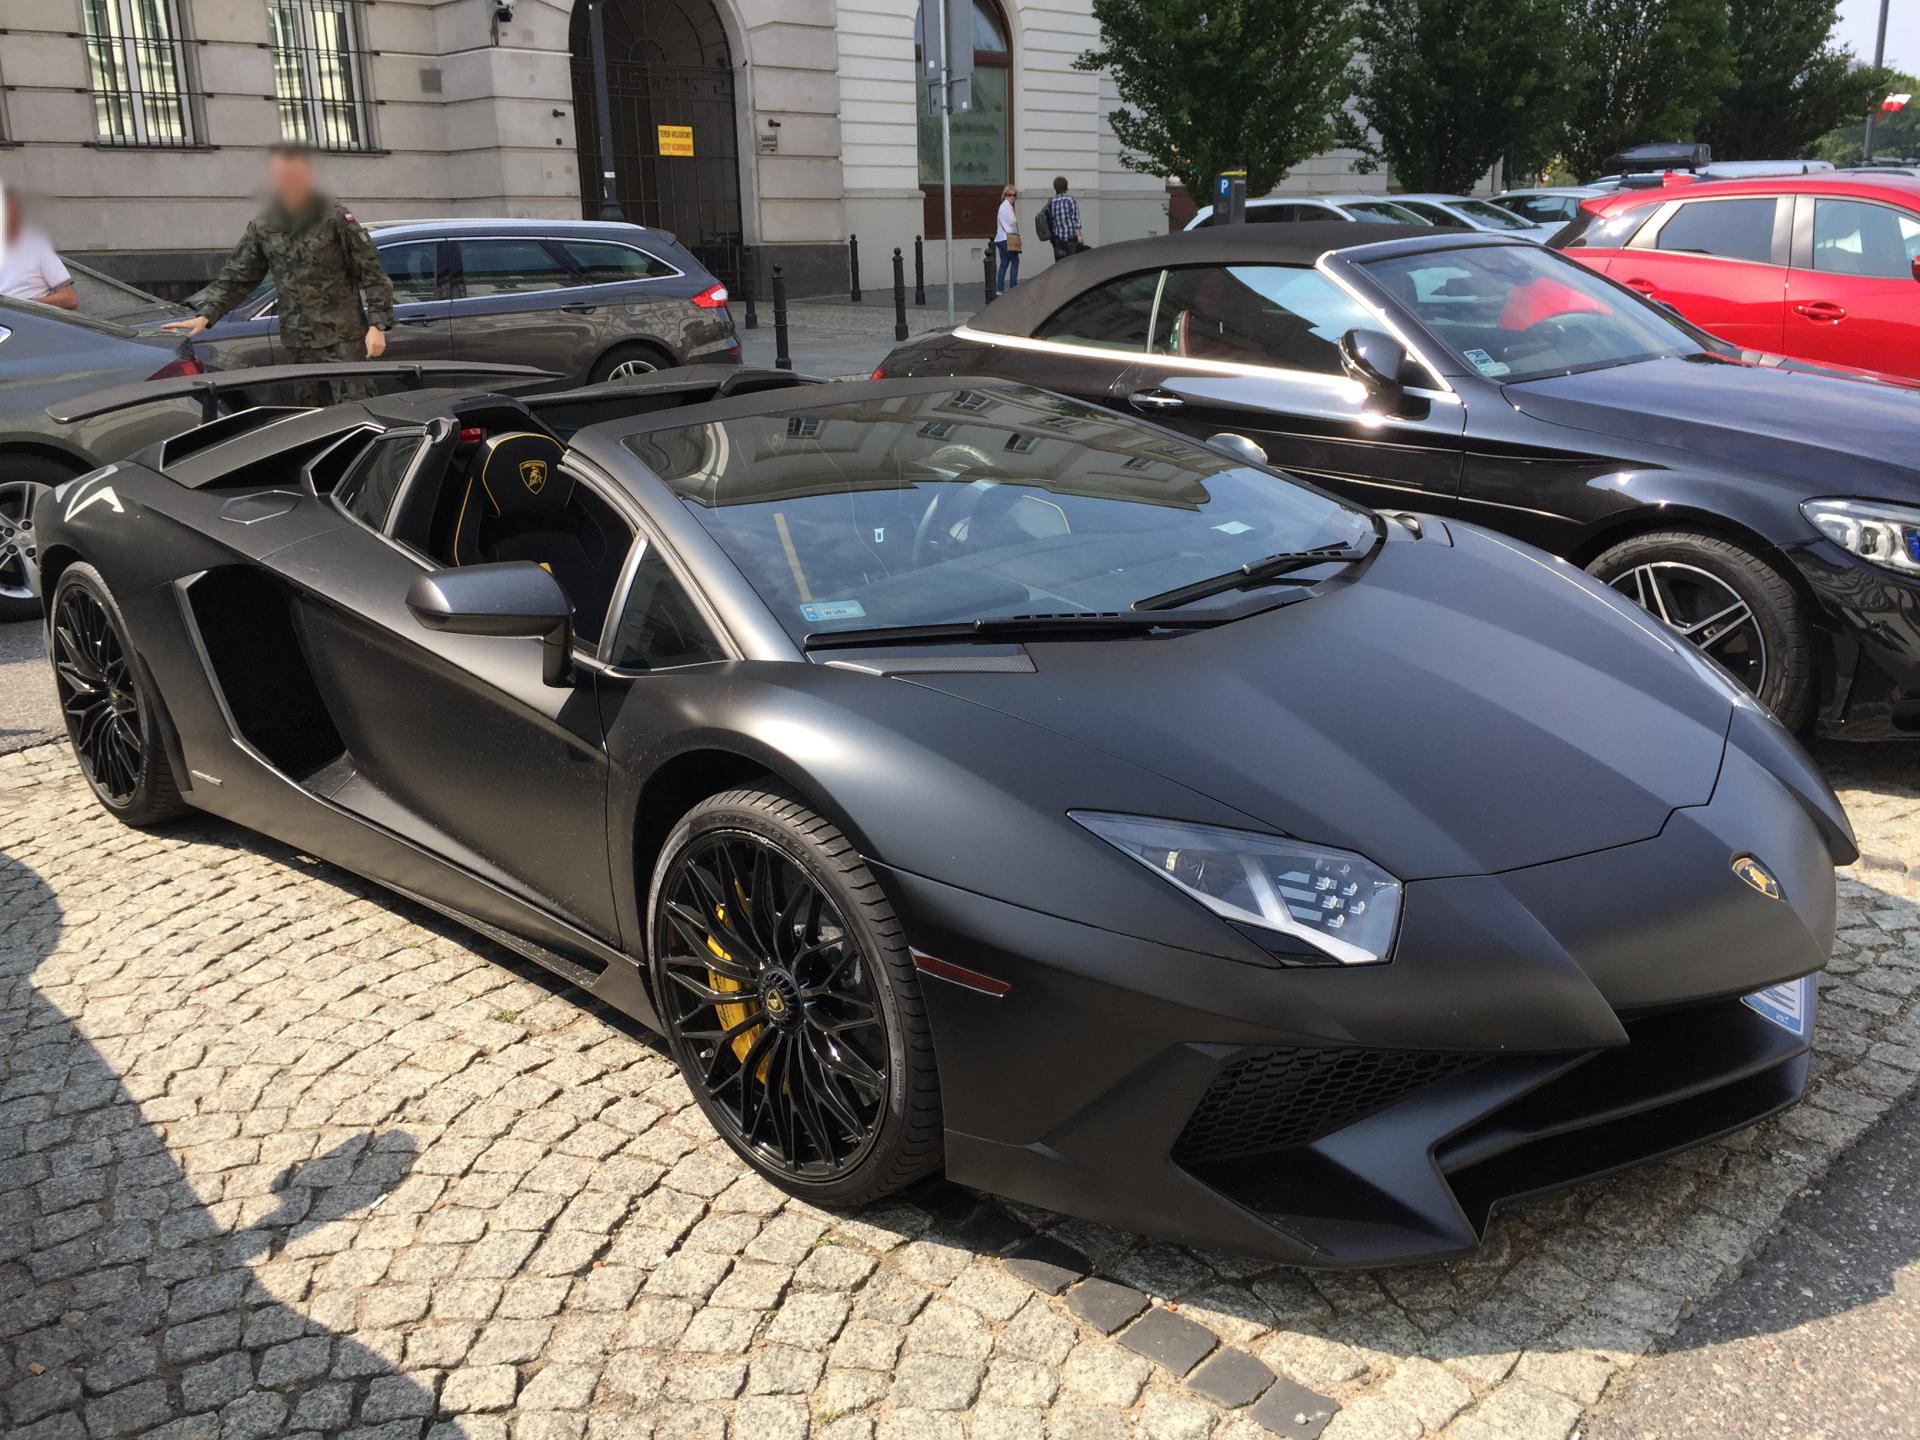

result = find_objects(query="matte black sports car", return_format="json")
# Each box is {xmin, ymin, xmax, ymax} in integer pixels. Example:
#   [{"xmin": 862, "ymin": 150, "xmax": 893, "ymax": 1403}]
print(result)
[
  {"xmin": 32, "ymin": 363, "xmax": 1853, "ymax": 1265},
  {"xmin": 878, "ymin": 224, "xmax": 1920, "ymax": 739}
]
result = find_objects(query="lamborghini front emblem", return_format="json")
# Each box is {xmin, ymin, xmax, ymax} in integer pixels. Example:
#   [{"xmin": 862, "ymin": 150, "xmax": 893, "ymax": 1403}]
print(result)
[
  {"xmin": 519, "ymin": 459, "xmax": 548, "ymax": 494},
  {"xmin": 1732, "ymin": 855, "xmax": 1782, "ymax": 900}
]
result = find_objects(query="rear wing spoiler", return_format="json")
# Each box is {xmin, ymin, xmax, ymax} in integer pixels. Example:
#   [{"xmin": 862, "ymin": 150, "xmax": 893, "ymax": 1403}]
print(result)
[{"xmin": 46, "ymin": 360, "xmax": 559, "ymax": 426}]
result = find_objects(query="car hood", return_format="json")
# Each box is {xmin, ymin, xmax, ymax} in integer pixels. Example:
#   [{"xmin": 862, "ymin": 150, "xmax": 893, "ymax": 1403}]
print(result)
[
  {"xmin": 893, "ymin": 526, "xmax": 1733, "ymax": 881},
  {"xmin": 1504, "ymin": 355, "xmax": 1920, "ymax": 487}
]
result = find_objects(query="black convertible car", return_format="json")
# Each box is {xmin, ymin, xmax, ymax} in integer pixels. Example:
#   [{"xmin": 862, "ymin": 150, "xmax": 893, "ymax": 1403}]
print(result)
[
  {"xmin": 33, "ymin": 364, "xmax": 1851, "ymax": 1264},
  {"xmin": 879, "ymin": 224, "xmax": 1920, "ymax": 739}
]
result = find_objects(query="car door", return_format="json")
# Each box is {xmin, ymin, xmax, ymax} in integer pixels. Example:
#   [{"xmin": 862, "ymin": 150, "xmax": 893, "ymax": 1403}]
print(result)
[
  {"xmin": 1783, "ymin": 195, "xmax": 1920, "ymax": 380},
  {"xmin": 261, "ymin": 428, "xmax": 629, "ymax": 943},
  {"xmin": 1609, "ymin": 195, "xmax": 1789, "ymax": 351},
  {"xmin": 977, "ymin": 268, "xmax": 1162, "ymax": 408},
  {"xmin": 375, "ymin": 238, "xmax": 453, "ymax": 361},
  {"xmin": 449, "ymin": 236, "xmax": 601, "ymax": 382},
  {"xmin": 1112, "ymin": 262, "xmax": 1466, "ymax": 506}
]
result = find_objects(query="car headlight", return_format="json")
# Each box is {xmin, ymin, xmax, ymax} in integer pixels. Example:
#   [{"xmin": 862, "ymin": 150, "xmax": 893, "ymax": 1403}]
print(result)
[
  {"xmin": 1068, "ymin": 812, "xmax": 1402, "ymax": 966},
  {"xmin": 1801, "ymin": 498, "xmax": 1920, "ymax": 576}
]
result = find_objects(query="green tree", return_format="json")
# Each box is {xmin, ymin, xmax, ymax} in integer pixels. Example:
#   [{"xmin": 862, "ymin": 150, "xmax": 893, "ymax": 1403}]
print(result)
[
  {"xmin": 1349, "ymin": 0, "xmax": 1570, "ymax": 193},
  {"xmin": 1560, "ymin": 0, "xmax": 1735, "ymax": 180},
  {"xmin": 1814, "ymin": 72, "xmax": 1920, "ymax": 164},
  {"xmin": 1076, "ymin": 0, "xmax": 1360, "ymax": 197},
  {"xmin": 1700, "ymin": 0, "xmax": 1882, "ymax": 159}
]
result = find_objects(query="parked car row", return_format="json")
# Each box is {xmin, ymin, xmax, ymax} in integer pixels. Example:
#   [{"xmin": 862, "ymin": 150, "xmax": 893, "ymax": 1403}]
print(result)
[
  {"xmin": 877, "ymin": 222, "xmax": 1920, "ymax": 740},
  {"xmin": 1188, "ymin": 192, "xmax": 1562, "ymax": 242},
  {"xmin": 0, "ymin": 218, "xmax": 738, "ymax": 622}
]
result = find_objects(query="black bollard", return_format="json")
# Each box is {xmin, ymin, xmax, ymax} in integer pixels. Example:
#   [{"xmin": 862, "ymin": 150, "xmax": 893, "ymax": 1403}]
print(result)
[
  {"xmin": 913, "ymin": 236, "xmax": 926, "ymax": 306},
  {"xmin": 849, "ymin": 234, "xmax": 861, "ymax": 303},
  {"xmin": 742, "ymin": 249, "xmax": 757, "ymax": 331},
  {"xmin": 772, "ymin": 264, "xmax": 791, "ymax": 371},
  {"xmin": 983, "ymin": 247, "xmax": 997, "ymax": 306},
  {"xmin": 892, "ymin": 248, "xmax": 908, "ymax": 343}
]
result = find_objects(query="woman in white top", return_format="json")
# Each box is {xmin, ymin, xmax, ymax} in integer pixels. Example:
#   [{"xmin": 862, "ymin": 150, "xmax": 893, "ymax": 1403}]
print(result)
[{"xmin": 994, "ymin": 185, "xmax": 1020, "ymax": 293}]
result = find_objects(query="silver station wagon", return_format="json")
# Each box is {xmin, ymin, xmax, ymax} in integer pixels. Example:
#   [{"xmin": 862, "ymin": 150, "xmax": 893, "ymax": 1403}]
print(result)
[{"xmin": 197, "ymin": 218, "xmax": 740, "ymax": 384}]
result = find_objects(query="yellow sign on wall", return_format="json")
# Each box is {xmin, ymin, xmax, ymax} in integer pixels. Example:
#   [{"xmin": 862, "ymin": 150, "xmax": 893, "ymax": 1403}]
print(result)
[{"xmin": 658, "ymin": 125, "xmax": 694, "ymax": 157}]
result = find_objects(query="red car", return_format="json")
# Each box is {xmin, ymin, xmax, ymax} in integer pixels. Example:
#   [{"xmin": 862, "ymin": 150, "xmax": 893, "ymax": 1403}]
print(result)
[{"xmin": 1556, "ymin": 174, "xmax": 1920, "ymax": 379}]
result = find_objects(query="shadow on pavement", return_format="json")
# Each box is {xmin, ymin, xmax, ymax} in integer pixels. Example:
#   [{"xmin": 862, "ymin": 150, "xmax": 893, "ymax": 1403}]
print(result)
[{"xmin": 0, "ymin": 850, "xmax": 452, "ymax": 1437}]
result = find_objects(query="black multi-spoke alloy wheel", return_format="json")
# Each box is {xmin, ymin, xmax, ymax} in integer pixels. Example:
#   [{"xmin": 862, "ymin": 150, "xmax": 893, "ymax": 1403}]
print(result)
[
  {"xmin": 1589, "ymin": 530, "xmax": 1813, "ymax": 731},
  {"xmin": 49, "ymin": 564, "xmax": 185, "ymax": 825},
  {"xmin": 648, "ymin": 788, "xmax": 941, "ymax": 1205}
]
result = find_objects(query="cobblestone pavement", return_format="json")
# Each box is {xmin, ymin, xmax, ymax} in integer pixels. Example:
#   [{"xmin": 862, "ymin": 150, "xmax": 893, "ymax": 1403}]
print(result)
[{"xmin": 3, "ymin": 738, "xmax": 1919, "ymax": 1440}]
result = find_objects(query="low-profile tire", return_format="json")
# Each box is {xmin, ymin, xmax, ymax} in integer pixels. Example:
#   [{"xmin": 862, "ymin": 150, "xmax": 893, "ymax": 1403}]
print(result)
[
  {"xmin": 0, "ymin": 455, "xmax": 81, "ymax": 623},
  {"xmin": 48, "ymin": 562, "xmax": 187, "ymax": 827},
  {"xmin": 590, "ymin": 342, "xmax": 673, "ymax": 384},
  {"xmin": 647, "ymin": 787, "xmax": 942, "ymax": 1206},
  {"xmin": 1587, "ymin": 529, "xmax": 1813, "ymax": 730}
]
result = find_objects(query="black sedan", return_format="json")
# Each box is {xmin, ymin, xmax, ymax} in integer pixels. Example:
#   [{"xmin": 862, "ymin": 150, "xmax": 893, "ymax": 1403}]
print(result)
[
  {"xmin": 32, "ymin": 365, "xmax": 1850, "ymax": 1264},
  {"xmin": 879, "ymin": 224, "xmax": 1920, "ymax": 739}
]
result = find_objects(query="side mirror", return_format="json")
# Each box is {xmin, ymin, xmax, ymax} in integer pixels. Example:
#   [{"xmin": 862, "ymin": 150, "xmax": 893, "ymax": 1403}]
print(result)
[
  {"xmin": 407, "ymin": 562, "xmax": 574, "ymax": 687},
  {"xmin": 1338, "ymin": 329, "xmax": 1410, "ymax": 409},
  {"xmin": 1207, "ymin": 432, "xmax": 1269, "ymax": 467},
  {"xmin": 1912, "ymin": 255, "xmax": 1920, "ymax": 284}
]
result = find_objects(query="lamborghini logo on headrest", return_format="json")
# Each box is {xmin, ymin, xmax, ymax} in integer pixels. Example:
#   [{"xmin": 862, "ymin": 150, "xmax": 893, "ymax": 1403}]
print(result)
[{"xmin": 519, "ymin": 459, "xmax": 548, "ymax": 494}]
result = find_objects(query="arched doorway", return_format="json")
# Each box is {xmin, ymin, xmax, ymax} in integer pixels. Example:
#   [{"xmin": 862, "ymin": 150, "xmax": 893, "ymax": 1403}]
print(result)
[
  {"xmin": 570, "ymin": 0, "xmax": 744, "ymax": 286},
  {"xmin": 915, "ymin": 0, "xmax": 1012, "ymax": 240}
]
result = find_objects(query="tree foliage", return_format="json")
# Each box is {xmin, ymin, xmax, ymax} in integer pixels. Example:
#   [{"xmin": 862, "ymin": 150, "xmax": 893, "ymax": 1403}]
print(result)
[
  {"xmin": 1559, "ymin": 0, "xmax": 1734, "ymax": 179},
  {"xmin": 1075, "ymin": 0, "xmax": 1360, "ymax": 196},
  {"xmin": 1700, "ymin": 0, "xmax": 1883, "ymax": 159},
  {"xmin": 1349, "ymin": 0, "xmax": 1570, "ymax": 193}
]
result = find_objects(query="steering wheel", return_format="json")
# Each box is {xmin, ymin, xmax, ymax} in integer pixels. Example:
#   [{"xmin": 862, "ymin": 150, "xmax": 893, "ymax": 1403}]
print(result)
[{"xmin": 912, "ymin": 443, "xmax": 996, "ymax": 570}]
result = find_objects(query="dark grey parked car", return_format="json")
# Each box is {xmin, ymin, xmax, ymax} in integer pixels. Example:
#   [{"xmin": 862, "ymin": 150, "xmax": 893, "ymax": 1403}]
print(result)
[
  {"xmin": 195, "ymin": 219, "xmax": 740, "ymax": 384},
  {"xmin": 0, "ymin": 299, "xmax": 205, "ymax": 621}
]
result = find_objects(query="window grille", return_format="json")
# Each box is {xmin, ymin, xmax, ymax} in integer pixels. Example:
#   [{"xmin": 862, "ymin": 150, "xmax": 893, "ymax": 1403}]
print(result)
[
  {"xmin": 82, "ymin": 0, "xmax": 198, "ymax": 147},
  {"xmin": 270, "ymin": 0, "xmax": 374, "ymax": 151}
]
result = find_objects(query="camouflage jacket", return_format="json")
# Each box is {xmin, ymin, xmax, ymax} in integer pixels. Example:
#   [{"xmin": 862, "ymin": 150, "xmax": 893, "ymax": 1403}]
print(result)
[{"xmin": 194, "ymin": 196, "xmax": 394, "ymax": 350}]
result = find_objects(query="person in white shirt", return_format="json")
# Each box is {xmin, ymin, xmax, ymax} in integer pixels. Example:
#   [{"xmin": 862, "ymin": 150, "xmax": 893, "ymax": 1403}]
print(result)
[
  {"xmin": 994, "ymin": 184, "xmax": 1020, "ymax": 292},
  {"xmin": 0, "ymin": 191, "xmax": 76, "ymax": 310}
]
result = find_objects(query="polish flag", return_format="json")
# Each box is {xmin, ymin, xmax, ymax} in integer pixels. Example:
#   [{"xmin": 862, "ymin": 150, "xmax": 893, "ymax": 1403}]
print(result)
[{"xmin": 1884, "ymin": 93, "xmax": 1912, "ymax": 112}]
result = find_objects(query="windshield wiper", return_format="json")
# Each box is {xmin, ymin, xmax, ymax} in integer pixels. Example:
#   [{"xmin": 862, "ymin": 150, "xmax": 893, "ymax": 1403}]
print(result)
[
  {"xmin": 802, "ymin": 611, "xmax": 1227, "ymax": 651},
  {"xmin": 1132, "ymin": 543, "xmax": 1373, "ymax": 612}
]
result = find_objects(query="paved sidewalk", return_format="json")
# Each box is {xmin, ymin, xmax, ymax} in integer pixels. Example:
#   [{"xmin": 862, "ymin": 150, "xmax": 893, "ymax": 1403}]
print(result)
[
  {"xmin": 725, "ymin": 298, "xmax": 957, "ymax": 379},
  {"xmin": 2, "ymin": 738, "xmax": 1919, "ymax": 1440}
]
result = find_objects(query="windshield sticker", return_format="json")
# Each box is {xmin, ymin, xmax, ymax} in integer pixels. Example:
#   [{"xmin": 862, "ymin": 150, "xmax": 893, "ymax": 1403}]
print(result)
[
  {"xmin": 1463, "ymin": 348, "xmax": 1510, "ymax": 378},
  {"xmin": 800, "ymin": 600, "xmax": 867, "ymax": 624},
  {"xmin": 1213, "ymin": 521, "xmax": 1254, "ymax": 535}
]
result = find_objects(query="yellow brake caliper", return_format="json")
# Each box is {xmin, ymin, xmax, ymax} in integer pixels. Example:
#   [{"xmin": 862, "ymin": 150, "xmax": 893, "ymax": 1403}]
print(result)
[{"xmin": 709, "ymin": 901, "xmax": 771, "ymax": 1080}]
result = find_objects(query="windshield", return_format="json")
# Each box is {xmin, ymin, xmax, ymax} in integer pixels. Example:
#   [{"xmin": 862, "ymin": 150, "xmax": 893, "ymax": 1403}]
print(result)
[
  {"xmin": 1362, "ymin": 244, "xmax": 1704, "ymax": 382},
  {"xmin": 1446, "ymin": 199, "xmax": 1538, "ymax": 231},
  {"xmin": 627, "ymin": 386, "xmax": 1376, "ymax": 643}
]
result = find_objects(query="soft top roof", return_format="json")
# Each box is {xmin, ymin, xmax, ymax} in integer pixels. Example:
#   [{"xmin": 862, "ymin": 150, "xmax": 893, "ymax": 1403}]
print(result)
[{"xmin": 968, "ymin": 223, "xmax": 1452, "ymax": 337}]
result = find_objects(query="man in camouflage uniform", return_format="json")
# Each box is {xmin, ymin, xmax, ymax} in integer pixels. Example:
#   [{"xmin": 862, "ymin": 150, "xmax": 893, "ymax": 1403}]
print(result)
[{"xmin": 165, "ymin": 143, "xmax": 393, "ymax": 406}]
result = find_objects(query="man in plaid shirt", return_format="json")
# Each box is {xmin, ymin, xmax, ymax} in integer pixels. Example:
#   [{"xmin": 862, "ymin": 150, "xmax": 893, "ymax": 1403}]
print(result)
[{"xmin": 1046, "ymin": 177, "xmax": 1084, "ymax": 259}]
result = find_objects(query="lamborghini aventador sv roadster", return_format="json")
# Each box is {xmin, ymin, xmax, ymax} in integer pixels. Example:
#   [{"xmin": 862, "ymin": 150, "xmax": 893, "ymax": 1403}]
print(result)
[{"xmin": 31, "ymin": 362, "xmax": 1854, "ymax": 1265}]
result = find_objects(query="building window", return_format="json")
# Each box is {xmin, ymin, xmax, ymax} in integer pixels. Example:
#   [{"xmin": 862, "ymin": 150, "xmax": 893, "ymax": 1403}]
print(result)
[
  {"xmin": 82, "ymin": 0, "xmax": 198, "ymax": 148},
  {"xmin": 915, "ymin": 0, "xmax": 1012, "ymax": 240},
  {"xmin": 269, "ymin": 0, "xmax": 374, "ymax": 151}
]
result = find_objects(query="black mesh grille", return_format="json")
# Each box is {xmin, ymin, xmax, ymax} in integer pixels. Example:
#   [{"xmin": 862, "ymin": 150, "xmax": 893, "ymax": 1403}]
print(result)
[{"xmin": 1173, "ymin": 1048, "xmax": 1484, "ymax": 1165}]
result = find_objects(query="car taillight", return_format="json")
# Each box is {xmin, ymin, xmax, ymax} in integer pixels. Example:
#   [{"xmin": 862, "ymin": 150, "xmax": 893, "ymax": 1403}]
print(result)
[
  {"xmin": 871, "ymin": 365, "xmax": 887, "ymax": 380},
  {"xmin": 691, "ymin": 283, "xmax": 729, "ymax": 308},
  {"xmin": 147, "ymin": 355, "xmax": 204, "ymax": 381}
]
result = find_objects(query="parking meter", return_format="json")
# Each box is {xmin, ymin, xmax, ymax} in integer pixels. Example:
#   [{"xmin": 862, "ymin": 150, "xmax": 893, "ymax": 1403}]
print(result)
[{"xmin": 1215, "ymin": 171, "xmax": 1247, "ymax": 225}]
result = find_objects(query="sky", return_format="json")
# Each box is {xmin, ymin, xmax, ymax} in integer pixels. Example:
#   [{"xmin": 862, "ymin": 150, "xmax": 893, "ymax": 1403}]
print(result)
[{"xmin": 1837, "ymin": 0, "xmax": 1918, "ymax": 76}]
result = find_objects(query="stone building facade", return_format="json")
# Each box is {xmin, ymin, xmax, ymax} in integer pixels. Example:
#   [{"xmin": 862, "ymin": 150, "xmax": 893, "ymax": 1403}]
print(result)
[{"xmin": 0, "ymin": 0, "xmax": 1387, "ymax": 298}]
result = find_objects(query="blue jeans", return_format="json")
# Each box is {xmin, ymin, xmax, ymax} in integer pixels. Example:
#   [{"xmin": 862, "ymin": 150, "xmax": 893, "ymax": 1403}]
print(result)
[{"xmin": 996, "ymin": 240, "xmax": 1020, "ymax": 290}]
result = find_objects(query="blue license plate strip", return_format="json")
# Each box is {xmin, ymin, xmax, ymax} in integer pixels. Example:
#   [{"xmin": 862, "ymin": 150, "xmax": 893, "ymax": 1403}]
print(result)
[{"xmin": 1743, "ymin": 976, "xmax": 1812, "ymax": 1038}]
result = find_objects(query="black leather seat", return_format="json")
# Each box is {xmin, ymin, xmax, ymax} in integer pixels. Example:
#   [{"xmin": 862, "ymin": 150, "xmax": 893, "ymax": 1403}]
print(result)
[{"xmin": 451, "ymin": 431, "xmax": 627, "ymax": 642}]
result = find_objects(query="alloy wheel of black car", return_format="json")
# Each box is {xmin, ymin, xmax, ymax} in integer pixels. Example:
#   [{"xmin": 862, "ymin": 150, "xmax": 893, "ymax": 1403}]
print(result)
[
  {"xmin": 0, "ymin": 479, "xmax": 47, "ymax": 623},
  {"xmin": 1608, "ymin": 561, "xmax": 1768, "ymax": 694},
  {"xmin": 1589, "ymin": 530, "xmax": 1813, "ymax": 731},
  {"xmin": 649, "ymin": 789, "xmax": 942, "ymax": 1204},
  {"xmin": 50, "ymin": 564, "xmax": 185, "ymax": 825}
]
